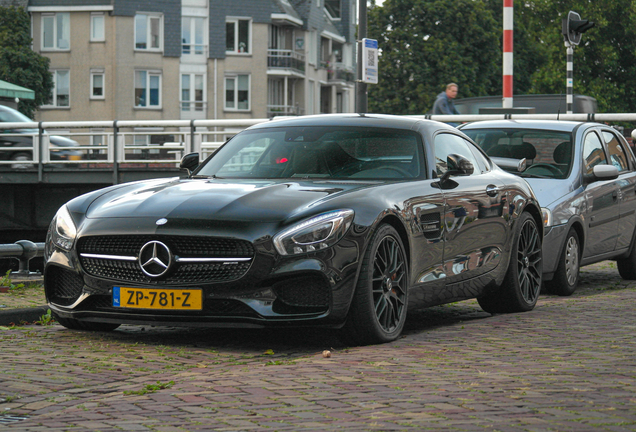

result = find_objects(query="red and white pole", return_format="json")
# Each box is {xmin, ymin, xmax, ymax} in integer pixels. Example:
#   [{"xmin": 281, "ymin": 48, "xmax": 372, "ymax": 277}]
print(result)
[{"xmin": 503, "ymin": 0, "xmax": 513, "ymax": 108}]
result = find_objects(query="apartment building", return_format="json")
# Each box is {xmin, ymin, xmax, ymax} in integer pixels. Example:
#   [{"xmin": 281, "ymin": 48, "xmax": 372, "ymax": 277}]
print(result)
[{"xmin": 19, "ymin": 0, "xmax": 356, "ymax": 128}]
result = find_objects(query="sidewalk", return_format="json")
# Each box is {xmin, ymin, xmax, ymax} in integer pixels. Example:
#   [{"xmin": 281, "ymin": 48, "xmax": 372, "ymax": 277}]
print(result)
[
  {"xmin": 1, "ymin": 261, "xmax": 635, "ymax": 430},
  {"xmin": 0, "ymin": 275, "xmax": 47, "ymax": 325}
]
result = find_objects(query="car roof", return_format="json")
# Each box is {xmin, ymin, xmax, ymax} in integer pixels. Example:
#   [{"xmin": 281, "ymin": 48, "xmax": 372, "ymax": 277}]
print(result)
[
  {"xmin": 247, "ymin": 113, "xmax": 458, "ymax": 134},
  {"xmin": 459, "ymin": 119, "xmax": 602, "ymax": 133}
]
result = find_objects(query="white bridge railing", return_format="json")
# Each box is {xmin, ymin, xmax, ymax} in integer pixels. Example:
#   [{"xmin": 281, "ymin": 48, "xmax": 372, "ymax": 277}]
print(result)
[{"xmin": 0, "ymin": 113, "xmax": 633, "ymax": 171}]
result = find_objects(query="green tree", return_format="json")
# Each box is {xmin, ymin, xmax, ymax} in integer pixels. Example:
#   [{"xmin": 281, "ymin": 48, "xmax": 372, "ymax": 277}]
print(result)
[
  {"xmin": 368, "ymin": 0, "xmax": 501, "ymax": 114},
  {"xmin": 0, "ymin": 6, "xmax": 53, "ymax": 118},
  {"xmin": 520, "ymin": 0, "xmax": 636, "ymax": 113}
]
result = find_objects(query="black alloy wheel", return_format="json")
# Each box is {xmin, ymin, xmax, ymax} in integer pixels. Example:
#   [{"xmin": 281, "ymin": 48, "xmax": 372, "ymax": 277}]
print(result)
[
  {"xmin": 372, "ymin": 233, "xmax": 408, "ymax": 333},
  {"xmin": 516, "ymin": 215, "xmax": 542, "ymax": 304},
  {"xmin": 478, "ymin": 212, "xmax": 542, "ymax": 313},
  {"xmin": 341, "ymin": 224, "xmax": 409, "ymax": 345}
]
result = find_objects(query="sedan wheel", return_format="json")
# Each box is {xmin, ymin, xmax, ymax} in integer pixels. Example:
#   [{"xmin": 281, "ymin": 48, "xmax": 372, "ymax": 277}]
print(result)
[
  {"xmin": 547, "ymin": 229, "xmax": 580, "ymax": 296},
  {"xmin": 478, "ymin": 212, "xmax": 542, "ymax": 313},
  {"xmin": 341, "ymin": 224, "xmax": 408, "ymax": 345}
]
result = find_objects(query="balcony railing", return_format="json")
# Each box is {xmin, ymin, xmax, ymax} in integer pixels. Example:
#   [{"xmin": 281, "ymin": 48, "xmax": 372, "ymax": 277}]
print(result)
[
  {"xmin": 267, "ymin": 104, "xmax": 304, "ymax": 118},
  {"xmin": 180, "ymin": 101, "xmax": 208, "ymax": 112},
  {"xmin": 267, "ymin": 49, "xmax": 305, "ymax": 74},
  {"xmin": 328, "ymin": 64, "xmax": 355, "ymax": 83},
  {"xmin": 181, "ymin": 44, "xmax": 208, "ymax": 56}
]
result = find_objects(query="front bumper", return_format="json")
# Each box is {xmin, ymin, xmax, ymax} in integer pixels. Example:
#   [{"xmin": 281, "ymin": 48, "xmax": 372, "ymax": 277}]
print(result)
[
  {"xmin": 44, "ymin": 235, "xmax": 362, "ymax": 329},
  {"xmin": 541, "ymin": 223, "xmax": 569, "ymax": 280}
]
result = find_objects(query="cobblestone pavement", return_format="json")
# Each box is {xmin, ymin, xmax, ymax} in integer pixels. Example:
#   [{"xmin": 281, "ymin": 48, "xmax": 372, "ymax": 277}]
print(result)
[{"xmin": 1, "ymin": 261, "xmax": 635, "ymax": 431}]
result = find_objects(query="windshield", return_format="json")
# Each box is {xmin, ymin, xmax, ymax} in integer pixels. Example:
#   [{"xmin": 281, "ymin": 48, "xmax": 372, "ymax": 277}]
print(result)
[
  {"xmin": 463, "ymin": 128, "xmax": 573, "ymax": 179},
  {"xmin": 195, "ymin": 126, "xmax": 424, "ymax": 180},
  {"xmin": 0, "ymin": 107, "xmax": 32, "ymax": 123}
]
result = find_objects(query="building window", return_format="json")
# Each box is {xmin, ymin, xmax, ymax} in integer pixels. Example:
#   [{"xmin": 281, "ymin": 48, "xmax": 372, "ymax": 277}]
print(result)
[
  {"xmin": 182, "ymin": 16, "xmax": 206, "ymax": 55},
  {"xmin": 90, "ymin": 71, "xmax": 105, "ymax": 100},
  {"xmin": 225, "ymin": 75, "xmax": 250, "ymax": 111},
  {"xmin": 44, "ymin": 70, "xmax": 70, "ymax": 107},
  {"xmin": 325, "ymin": 0, "xmax": 341, "ymax": 19},
  {"xmin": 91, "ymin": 13, "xmax": 105, "ymax": 42},
  {"xmin": 181, "ymin": 74, "xmax": 205, "ymax": 112},
  {"xmin": 135, "ymin": 71, "xmax": 161, "ymax": 108},
  {"xmin": 226, "ymin": 18, "xmax": 251, "ymax": 54},
  {"xmin": 42, "ymin": 13, "xmax": 70, "ymax": 50},
  {"xmin": 135, "ymin": 13, "xmax": 162, "ymax": 50}
]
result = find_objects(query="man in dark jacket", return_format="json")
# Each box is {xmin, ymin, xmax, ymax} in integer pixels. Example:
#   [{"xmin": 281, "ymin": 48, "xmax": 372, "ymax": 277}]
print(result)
[{"xmin": 432, "ymin": 83, "xmax": 459, "ymax": 126}]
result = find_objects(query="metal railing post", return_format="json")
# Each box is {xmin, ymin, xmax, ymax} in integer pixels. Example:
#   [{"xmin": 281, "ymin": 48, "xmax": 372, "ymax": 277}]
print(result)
[
  {"xmin": 190, "ymin": 119, "xmax": 195, "ymax": 155},
  {"xmin": 38, "ymin": 122, "xmax": 44, "ymax": 183},
  {"xmin": 113, "ymin": 120, "xmax": 119, "ymax": 185}
]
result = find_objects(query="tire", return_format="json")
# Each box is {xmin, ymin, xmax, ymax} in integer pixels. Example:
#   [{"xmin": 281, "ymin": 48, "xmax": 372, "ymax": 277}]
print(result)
[
  {"xmin": 546, "ymin": 228, "xmax": 580, "ymax": 296},
  {"xmin": 55, "ymin": 314, "xmax": 120, "ymax": 332},
  {"xmin": 617, "ymin": 232, "xmax": 636, "ymax": 279},
  {"xmin": 340, "ymin": 224, "xmax": 409, "ymax": 346},
  {"xmin": 10, "ymin": 152, "xmax": 34, "ymax": 170},
  {"xmin": 478, "ymin": 212, "xmax": 542, "ymax": 313}
]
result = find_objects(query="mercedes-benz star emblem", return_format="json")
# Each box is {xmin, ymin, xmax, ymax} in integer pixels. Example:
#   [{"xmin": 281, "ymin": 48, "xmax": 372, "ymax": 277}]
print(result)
[{"xmin": 139, "ymin": 241, "xmax": 172, "ymax": 278}]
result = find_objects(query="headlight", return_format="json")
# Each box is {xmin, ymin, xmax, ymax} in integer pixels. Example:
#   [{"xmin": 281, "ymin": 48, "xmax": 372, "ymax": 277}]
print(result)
[
  {"xmin": 273, "ymin": 209, "xmax": 354, "ymax": 256},
  {"xmin": 541, "ymin": 208, "xmax": 552, "ymax": 227},
  {"xmin": 50, "ymin": 205, "xmax": 77, "ymax": 251}
]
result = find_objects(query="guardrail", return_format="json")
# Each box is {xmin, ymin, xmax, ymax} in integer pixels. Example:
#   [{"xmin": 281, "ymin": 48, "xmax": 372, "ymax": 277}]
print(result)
[
  {"xmin": 0, "ymin": 241, "xmax": 45, "ymax": 277},
  {"xmin": 1, "ymin": 113, "xmax": 635, "ymax": 183}
]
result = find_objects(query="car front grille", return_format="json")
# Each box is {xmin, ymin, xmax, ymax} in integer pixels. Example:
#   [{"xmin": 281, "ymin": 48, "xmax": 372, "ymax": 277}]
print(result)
[{"xmin": 77, "ymin": 235, "xmax": 254, "ymax": 284}]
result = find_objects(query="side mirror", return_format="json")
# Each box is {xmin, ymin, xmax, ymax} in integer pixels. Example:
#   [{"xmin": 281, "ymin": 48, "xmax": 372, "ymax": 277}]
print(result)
[
  {"xmin": 584, "ymin": 164, "xmax": 619, "ymax": 184},
  {"xmin": 441, "ymin": 153, "xmax": 474, "ymax": 182},
  {"xmin": 180, "ymin": 152, "xmax": 200, "ymax": 175}
]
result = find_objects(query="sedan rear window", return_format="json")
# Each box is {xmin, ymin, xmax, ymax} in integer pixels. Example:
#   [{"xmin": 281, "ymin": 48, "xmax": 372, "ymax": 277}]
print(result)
[
  {"xmin": 195, "ymin": 126, "xmax": 424, "ymax": 180},
  {"xmin": 464, "ymin": 128, "xmax": 573, "ymax": 179}
]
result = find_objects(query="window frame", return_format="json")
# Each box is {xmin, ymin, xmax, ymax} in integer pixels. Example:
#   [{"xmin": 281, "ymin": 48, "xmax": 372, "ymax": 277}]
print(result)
[
  {"xmin": 224, "ymin": 74, "xmax": 251, "ymax": 112},
  {"xmin": 43, "ymin": 69, "xmax": 70, "ymax": 108},
  {"xmin": 90, "ymin": 71, "xmax": 105, "ymax": 100},
  {"xmin": 134, "ymin": 13, "xmax": 163, "ymax": 52},
  {"xmin": 182, "ymin": 16, "xmax": 207, "ymax": 55},
  {"xmin": 180, "ymin": 73, "xmax": 206, "ymax": 112},
  {"xmin": 582, "ymin": 131, "xmax": 609, "ymax": 175},
  {"xmin": 325, "ymin": 0, "xmax": 342, "ymax": 20},
  {"xmin": 90, "ymin": 12, "xmax": 105, "ymax": 42},
  {"xmin": 225, "ymin": 17, "xmax": 252, "ymax": 55},
  {"xmin": 602, "ymin": 129, "xmax": 632, "ymax": 173},
  {"xmin": 134, "ymin": 70, "xmax": 162, "ymax": 109},
  {"xmin": 41, "ymin": 12, "xmax": 70, "ymax": 51}
]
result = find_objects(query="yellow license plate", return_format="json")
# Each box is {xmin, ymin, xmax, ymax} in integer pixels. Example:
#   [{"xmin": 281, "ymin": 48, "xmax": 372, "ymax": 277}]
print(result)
[{"xmin": 113, "ymin": 287, "xmax": 202, "ymax": 310}]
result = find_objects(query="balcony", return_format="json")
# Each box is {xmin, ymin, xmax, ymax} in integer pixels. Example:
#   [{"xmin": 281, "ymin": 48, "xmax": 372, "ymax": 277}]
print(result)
[
  {"xmin": 268, "ymin": 50, "xmax": 305, "ymax": 75},
  {"xmin": 328, "ymin": 63, "xmax": 355, "ymax": 83},
  {"xmin": 267, "ymin": 104, "xmax": 304, "ymax": 118}
]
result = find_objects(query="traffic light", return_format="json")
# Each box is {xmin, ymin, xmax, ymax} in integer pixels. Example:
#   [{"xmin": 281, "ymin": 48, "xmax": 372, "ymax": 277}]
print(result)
[{"xmin": 562, "ymin": 11, "xmax": 594, "ymax": 46}]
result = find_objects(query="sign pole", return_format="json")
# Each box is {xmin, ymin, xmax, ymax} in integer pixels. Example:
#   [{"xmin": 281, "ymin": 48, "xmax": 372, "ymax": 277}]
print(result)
[{"xmin": 356, "ymin": 0, "xmax": 368, "ymax": 113}]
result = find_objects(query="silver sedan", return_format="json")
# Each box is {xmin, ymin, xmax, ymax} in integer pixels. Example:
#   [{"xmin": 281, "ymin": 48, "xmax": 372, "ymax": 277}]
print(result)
[{"xmin": 460, "ymin": 120, "xmax": 636, "ymax": 295}]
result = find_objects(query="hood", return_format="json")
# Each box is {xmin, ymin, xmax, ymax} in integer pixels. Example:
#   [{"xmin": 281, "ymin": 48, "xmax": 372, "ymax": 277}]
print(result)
[
  {"xmin": 85, "ymin": 178, "xmax": 373, "ymax": 222},
  {"xmin": 524, "ymin": 178, "xmax": 577, "ymax": 208}
]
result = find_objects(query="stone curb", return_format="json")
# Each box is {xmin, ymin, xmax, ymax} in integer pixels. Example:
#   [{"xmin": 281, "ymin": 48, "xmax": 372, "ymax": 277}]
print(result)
[{"xmin": 0, "ymin": 306, "xmax": 48, "ymax": 325}]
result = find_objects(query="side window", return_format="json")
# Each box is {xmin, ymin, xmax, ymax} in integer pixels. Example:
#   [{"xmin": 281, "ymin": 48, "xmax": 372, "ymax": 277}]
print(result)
[
  {"xmin": 434, "ymin": 133, "xmax": 479, "ymax": 177},
  {"xmin": 602, "ymin": 130, "xmax": 630, "ymax": 172},
  {"xmin": 583, "ymin": 132, "xmax": 608, "ymax": 175}
]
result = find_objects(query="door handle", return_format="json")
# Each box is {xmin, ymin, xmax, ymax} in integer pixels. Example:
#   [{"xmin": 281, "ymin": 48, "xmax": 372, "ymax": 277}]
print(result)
[{"xmin": 486, "ymin": 185, "xmax": 500, "ymax": 197}]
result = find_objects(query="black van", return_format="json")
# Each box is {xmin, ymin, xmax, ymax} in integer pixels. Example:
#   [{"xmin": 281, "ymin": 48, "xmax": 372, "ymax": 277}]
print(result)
[{"xmin": 453, "ymin": 94, "xmax": 597, "ymax": 115}]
